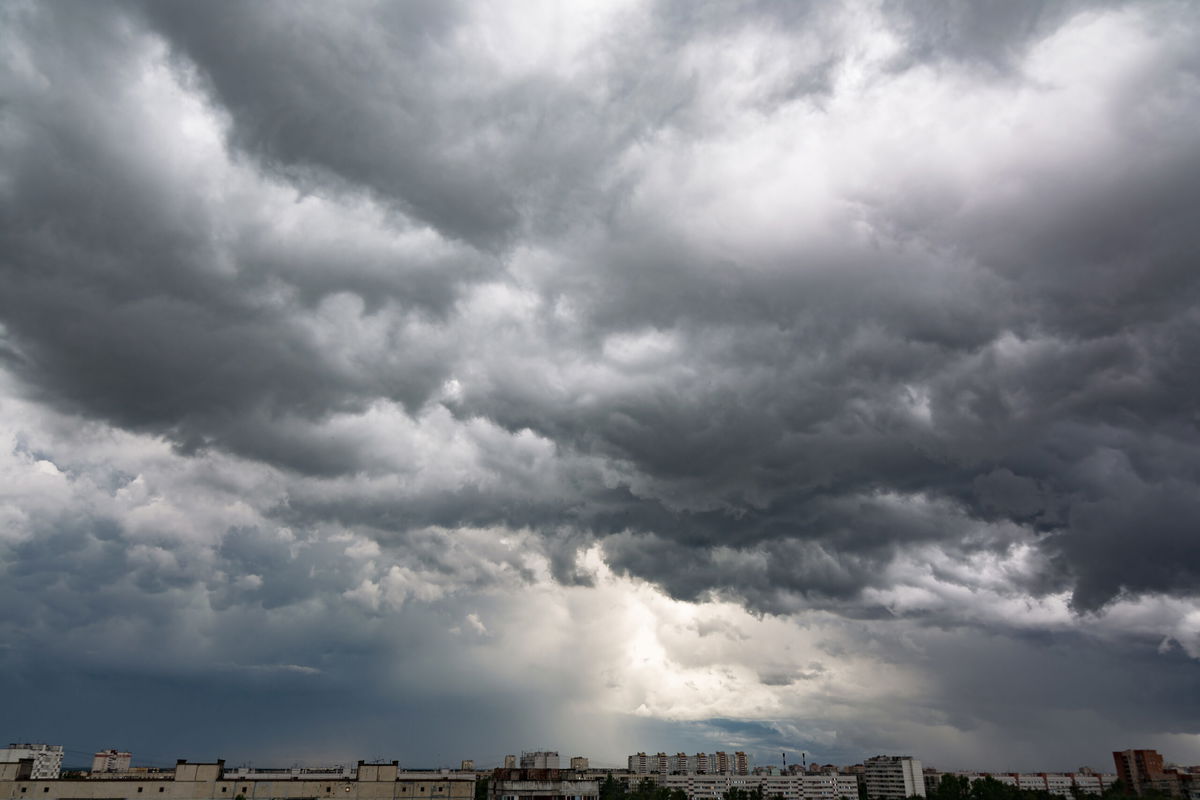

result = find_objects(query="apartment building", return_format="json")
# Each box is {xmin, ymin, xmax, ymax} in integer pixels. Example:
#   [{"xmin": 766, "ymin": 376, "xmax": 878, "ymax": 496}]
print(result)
[
  {"xmin": 91, "ymin": 752, "xmax": 133, "ymax": 774},
  {"xmin": 864, "ymin": 757, "xmax": 924, "ymax": 800},
  {"xmin": 627, "ymin": 752, "xmax": 748, "ymax": 776},
  {"xmin": 0, "ymin": 745, "xmax": 63, "ymax": 780},
  {"xmin": 922, "ymin": 771, "xmax": 1113, "ymax": 797},
  {"xmin": 637, "ymin": 772, "xmax": 857, "ymax": 800}
]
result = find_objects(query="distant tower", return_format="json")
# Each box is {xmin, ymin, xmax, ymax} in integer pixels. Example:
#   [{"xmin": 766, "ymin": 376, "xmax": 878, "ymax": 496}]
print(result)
[
  {"xmin": 92, "ymin": 750, "xmax": 132, "ymax": 774},
  {"xmin": 504, "ymin": 755, "xmax": 516, "ymax": 770}
]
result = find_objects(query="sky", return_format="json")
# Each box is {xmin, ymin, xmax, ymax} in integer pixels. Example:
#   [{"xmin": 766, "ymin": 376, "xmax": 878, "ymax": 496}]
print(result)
[{"xmin": 2, "ymin": 0, "xmax": 1200, "ymax": 775}]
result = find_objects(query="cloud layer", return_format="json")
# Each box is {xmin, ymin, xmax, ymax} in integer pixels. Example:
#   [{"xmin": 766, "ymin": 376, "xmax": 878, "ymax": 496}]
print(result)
[{"xmin": 2, "ymin": 0, "xmax": 1200, "ymax": 771}]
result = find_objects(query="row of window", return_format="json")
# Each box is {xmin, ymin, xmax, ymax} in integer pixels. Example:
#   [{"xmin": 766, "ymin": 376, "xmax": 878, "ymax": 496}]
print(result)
[{"xmin": 19, "ymin": 789, "xmax": 166, "ymax": 794}]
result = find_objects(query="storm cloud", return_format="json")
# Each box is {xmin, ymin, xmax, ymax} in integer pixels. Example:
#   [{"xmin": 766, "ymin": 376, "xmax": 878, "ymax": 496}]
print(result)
[{"xmin": 2, "ymin": 0, "xmax": 1200, "ymax": 771}]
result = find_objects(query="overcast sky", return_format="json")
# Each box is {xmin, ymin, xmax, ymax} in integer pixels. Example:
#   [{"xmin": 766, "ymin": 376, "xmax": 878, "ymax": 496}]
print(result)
[{"xmin": 2, "ymin": 0, "xmax": 1200, "ymax": 774}]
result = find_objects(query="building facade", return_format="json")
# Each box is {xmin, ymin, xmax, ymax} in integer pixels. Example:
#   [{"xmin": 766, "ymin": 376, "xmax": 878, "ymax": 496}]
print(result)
[
  {"xmin": 92, "ymin": 752, "xmax": 133, "ymax": 775},
  {"xmin": 922, "ymin": 771, "xmax": 1113, "ymax": 798},
  {"xmin": 626, "ymin": 753, "xmax": 748, "ymax": 777},
  {"xmin": 1113, "ymin": 751, "xmax": 1180, "ymax": 797},
  {"xmin": 0, "ymin": 760, "xmax": 475, "ymax": 800},
  {"xmin": 630, "ymin": 772, "xmax": 858, "ymax": 800},
  {"xmin": 0, "ymin": 745, "xmax": 64, "ymax": 780},
  {"xmin": 864, "ymin": 757, "xmax": 924, "ymax": 800},
  {"xmin": 488, "ymin": 769, "xmax": 598, "ymax": 800},
  {"xmin": 520, "ymin": 755, "xmax": 560, "ymax": 771}
]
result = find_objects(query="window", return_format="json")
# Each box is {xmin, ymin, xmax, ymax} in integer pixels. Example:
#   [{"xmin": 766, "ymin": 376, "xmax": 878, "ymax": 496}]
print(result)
[
  {"xmin": 222, "ymin": 789, "xmax": 228, "ymax": 793},
  {"xmin": 138, "ymin": 789, "xmax": 144, "ymax": 794},
  {"xmin": 160, "ymin": 789, "xmax": 165, "ymax": 793},
  {"xmin": 44, "ymin": 790, "xmax": 49, "ymax": 794}
]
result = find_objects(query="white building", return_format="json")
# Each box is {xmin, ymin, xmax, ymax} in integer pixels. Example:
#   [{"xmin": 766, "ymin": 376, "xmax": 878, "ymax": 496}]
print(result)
[
  {"xmin": 92, "ymin": 750, "xmax": 132, "ymax": 774},
  {"xmin": 923, "ymin": 772, "xmax": 1112, "ymax": 798},
  {"xmin": 223, "ymin": 765, "xmax": 357, "ymax": 780},
  {"xmin": 803, "ymin": 774, "xmax": 860, "ymax": 800},
  {"xmin": 864, "ymin": 756, "xmax": 924, "ymax": 800},
  {"xmin": 647, "ymin": 772, "xmax": 858, "ymax": 800},
  {"xmin": 0, "ymin": 744, "xmax": 64, "ymax": 780}
]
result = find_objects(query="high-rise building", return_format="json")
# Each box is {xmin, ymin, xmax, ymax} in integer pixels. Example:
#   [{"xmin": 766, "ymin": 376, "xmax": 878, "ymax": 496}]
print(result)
[
  {"xmin": 570, "ymin": 758, "xmax": 589, "ymax": 771},
  {"xmin": 92, "ymin": 751, "xmax": 133, "ymax": 774},
  {"xmin": 0, "ymin": 744, "xmax": 63, "ymax": 780},
  {"xmin": 504, "ymin": 756, "xmax": 517, "ymax": 770},
  {"xmin": 1112, "ymin": 750, "xmax": 1180, "ymax": 797},
  {"xmin": 864, "ymin": 756, "xmax": 925, "ymax": 800},
  {"xmin": 735, "ymin": 753, "xmax": 749, "ymax": 776},
  {"xmin": 460, "ymin": 761, "xmax": 475, "ymax": 772},
  {"xmin": 630, "ymin": 754, "xmax": 650, "ymax": 774}
]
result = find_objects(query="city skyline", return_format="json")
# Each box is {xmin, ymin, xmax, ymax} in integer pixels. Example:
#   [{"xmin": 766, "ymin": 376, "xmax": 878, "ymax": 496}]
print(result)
[{"xmin": 3, "ymin": 0, "xmax": 1200, "ymax": 774}]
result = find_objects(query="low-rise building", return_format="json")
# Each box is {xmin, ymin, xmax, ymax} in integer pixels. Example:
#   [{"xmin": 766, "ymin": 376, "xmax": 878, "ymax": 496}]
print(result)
[
  {"xmin": 921, "ymin": 771, "xmax": 1113, "ymax": 798},
  {"xmin": 625, "ymin": 772, "xmax": 857, "ymax": 800},
  {"xmin": 488, "ymin": 769, "xmax": 598, "ymax": 800},
  {"xmin": 520, "ymin": 755, "xmax": 560, "ymax": 771},
  {"xmin": 0, "ymin": 760, "xmax": 476, "ymax": 800}
]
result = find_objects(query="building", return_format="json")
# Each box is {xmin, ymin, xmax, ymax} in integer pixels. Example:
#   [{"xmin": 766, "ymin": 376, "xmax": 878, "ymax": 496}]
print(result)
[
  {"xmin": 628, "ymin": 773, "xmax": 858, "ymax": 800},
  {"xmin": 222, "ymin": 766, "xmax": 357, "ymax": 781},
  {"xmin": 520, "ymin": 754, "xmax": 560, "ymax": 771},
  {"xmin": 1113, "ymin": 751, "xmax": 1183, "ymax": 797},
  {"xmin": 489, "ymin": 769, "xmax": 598, "ymax": 800},
  {"xmin": 505, "ymin": 758, "xmax": 518, "ymax": 770},
  {"xmin": 1, "ymin": 745, "xmax": 64, "ymax": 780},
  {"xmin": 570, "ymin": 759, "xmax": 589, "ymax": 772},
  {"xmin": 802, "ymin": 774, "xmax": 860, "ymax": 800},
  {"xmin": 0, "ymin": 760, "xmax": 476, "ymax": 800},
  {"xmin": 734, "ymin": 755, "xmax": 749, "ymax": 778},
  {"xmin": 92, "ymin": 751, "xmax": 133, "ymax": 774},
  {"xmin": 920, "ymin": 771, "xmax": 1112, "ymax": 798},
  {"xmin": 461, "ymin": 763, "xmax": 475, "ymax": 773},
  {"xmin": 864, "ymin": 757, "xmax": 924, "ymax": 800}
]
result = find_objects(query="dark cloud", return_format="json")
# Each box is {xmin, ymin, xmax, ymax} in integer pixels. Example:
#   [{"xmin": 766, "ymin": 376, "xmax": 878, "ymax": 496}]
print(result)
[{"xmin": 2, "ymin": 0, "xmax": 1200, "ymax": 769}]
